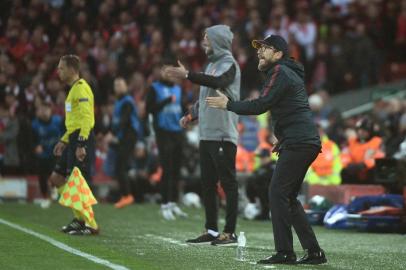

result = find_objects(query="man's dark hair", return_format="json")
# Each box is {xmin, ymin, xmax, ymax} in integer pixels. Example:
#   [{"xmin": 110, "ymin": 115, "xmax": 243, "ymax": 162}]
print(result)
[{"xmin": 61, "ymin": 54, "xmax": 80, "ymax": 73}]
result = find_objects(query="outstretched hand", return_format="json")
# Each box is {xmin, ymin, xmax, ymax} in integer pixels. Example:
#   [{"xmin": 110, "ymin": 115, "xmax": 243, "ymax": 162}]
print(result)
[
  {"xmin": 206, "ymin": 90, "xmax": 229, "ymax": 110},
  {"xmin": 179, "ymin": 115, "xmax": 192, "ymax": 129},
  {"xmin": 164, "ymin": 60, "xmax": 188, "ymax": 80}
]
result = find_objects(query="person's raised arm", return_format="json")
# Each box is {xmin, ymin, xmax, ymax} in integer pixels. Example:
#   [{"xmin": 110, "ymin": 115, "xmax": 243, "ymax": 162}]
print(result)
[
  {"xmin": 206, "ymin": 65, "xmax": 286, "ymax": 115},
  {"xmin": 187, "ymin": 64, "xmax": 236, "ymax": 89},
  {"xmin": 164, "ymin": 60, "xmax": 236, "ymax": 90}
]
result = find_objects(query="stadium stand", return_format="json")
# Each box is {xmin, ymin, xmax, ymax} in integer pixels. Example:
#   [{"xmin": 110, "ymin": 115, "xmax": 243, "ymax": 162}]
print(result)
[{"xmin": 0, "ymin": 0, "xmax": 405, "ymax": 204}]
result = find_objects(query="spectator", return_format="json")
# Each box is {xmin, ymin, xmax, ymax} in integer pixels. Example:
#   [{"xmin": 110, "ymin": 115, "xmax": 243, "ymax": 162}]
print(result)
[
  {"xmin": 146, "ymin": 62, "xmax": 187, "ymax": 220},
  {"xmin": 129, "ymin": 141, "xmax": 160, "ymax": 203},
  {"xmin": 31, "ymin": 101, "xmax": 63, "ymax": 208},
  {"xmin": 111, "ymin": 77, "xmax": 143, "ymax": 209},
  {"xmin": 344, "ymin": 22, "xmax": 375, "ymax": 88},
  {"xmin": 396, "ymin": 0, "xmax": 406, "ymax": 61},
  {"xmin": 264, "ymin": 14, "xmax": 289, "ymax": 43},
  {"xmin": 364, "ymin": 2, "xmax": 386, "ymax": 84},
  {"xmin": 326, "ymin": 24, "xmax": 349, "ymax": 93},
  {"xmin": 245, "ymin": 148, "xmax": 275, "ymax": 220},
  {"xmin": 289, "ymin": 9, "xmax": 317, "ymax": 81},
  {"xmin": 305, "ymin": 125, "xmax": 342, "ymax": 186},
  {"xmin": 311, "ymin": 41, "xmax": 329, "ymax": 91},
  {"xmin": 235, "ymin": 143, "xmax": 254, "ymax": 173},
  {"xmin": 393, "ymin": 112, "xmax": 406, "ymax": 159},
  {"xmin": 341, "ymin": 118, "xmax": 385, "ymax": 184},
  {"xmin": 238, "ymin": 115, "xmax": 260, "ymax": 152},
  {"xmin": 0, "ymin": 90, "xmax": 20, "ymax": 174}
]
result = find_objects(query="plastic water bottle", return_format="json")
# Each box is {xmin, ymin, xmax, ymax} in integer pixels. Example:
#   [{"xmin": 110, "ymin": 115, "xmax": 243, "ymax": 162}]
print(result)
[{"xmin": 236, "ymin": 232, "xmax": 246, "ymax": 261}]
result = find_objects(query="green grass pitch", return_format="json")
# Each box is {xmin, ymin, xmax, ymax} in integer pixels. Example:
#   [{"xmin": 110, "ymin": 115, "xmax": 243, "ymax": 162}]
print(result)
[{"xmin": 0, "ymin": 202, "xmax": 405, "ymax": 270}]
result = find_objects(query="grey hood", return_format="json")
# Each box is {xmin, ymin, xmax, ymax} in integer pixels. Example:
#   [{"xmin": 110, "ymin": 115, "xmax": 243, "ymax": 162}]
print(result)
[{"xmin": 206, "ymin": 25, "xmax": 234, "ymax": 62}]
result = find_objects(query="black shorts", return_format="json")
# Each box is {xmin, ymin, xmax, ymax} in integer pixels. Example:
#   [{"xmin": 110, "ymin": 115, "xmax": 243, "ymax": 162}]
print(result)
[{"xmin": 54, "ymin": 129, "xmax": 95, "ymax": 181}]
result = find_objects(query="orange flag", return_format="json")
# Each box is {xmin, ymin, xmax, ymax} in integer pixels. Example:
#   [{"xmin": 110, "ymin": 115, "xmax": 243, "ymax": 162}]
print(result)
[{"xmin": 59, "ymin": 167, "xmax": 97, "ymax": 224}]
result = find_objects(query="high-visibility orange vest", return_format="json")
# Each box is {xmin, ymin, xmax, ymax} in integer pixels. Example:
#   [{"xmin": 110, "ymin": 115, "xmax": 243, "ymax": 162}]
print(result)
[
  {"xmin": 236, "ymin": 144, "xmax": 254, "ymax": 172},
  {"xmin": 347, "ymin": 136, "xmax": 385, "ymax": 169},
  {"xmin": 311, "ymin": 139, "xmax": 335, "ymax": 176},
  {"xmin": 340, "ymin": 147, "xmax": 352, "ymax": 167}
]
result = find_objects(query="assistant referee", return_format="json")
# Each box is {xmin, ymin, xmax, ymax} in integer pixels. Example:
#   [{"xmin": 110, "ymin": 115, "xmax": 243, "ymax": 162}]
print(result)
[{"xmin": 49, "ymin": 54, "xmax": 98, "ymax": 235}]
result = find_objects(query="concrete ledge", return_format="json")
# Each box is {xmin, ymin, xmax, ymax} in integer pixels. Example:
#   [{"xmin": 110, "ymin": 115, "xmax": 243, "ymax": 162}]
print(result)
[{"xmin": 11, "ymin": 173, "xmax": 116, "ymax": 202}]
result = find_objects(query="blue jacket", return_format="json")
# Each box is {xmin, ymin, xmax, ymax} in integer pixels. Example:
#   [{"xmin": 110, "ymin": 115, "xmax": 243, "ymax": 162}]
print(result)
[
  {"xmin": 32, "ymin": 115, "xmax": 63, "ymax": 158},
  {"xmin": 150, "ymin": 82, "xmax": 183, "ymax": 132},
  {"xmin": 112, "ymin": 94, "xmax": 143, "ymax": 139}
]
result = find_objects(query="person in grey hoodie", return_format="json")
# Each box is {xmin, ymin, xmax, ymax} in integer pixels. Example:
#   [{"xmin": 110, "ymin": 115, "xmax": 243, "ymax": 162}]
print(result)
[{"xmin": 165, "ymin": 24, "xmax": 240, "ymax": 246}]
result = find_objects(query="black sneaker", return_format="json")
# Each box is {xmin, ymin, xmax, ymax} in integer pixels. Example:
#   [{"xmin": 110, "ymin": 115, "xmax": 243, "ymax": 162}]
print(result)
[
  {"xmin": 61, "ymin": 218, "xmax": 85, "ymax": 233},
  {"xmin": 211, "ymin": 232, "xmax": 238, "ymax": 246},
  {"xmin": 186, "ymin": 232, "xmax": 217, "ymax": 244},
  {"xmin": 257, "ymin": 252, "xmax": 297, "ymax": 265},
  {"xmin": 68, "ymin": 226, "xmax": 100, "ymax": 236},
  {"xmin": 297, "ymin": 249, "xmax": 327, "ymax": 264}
]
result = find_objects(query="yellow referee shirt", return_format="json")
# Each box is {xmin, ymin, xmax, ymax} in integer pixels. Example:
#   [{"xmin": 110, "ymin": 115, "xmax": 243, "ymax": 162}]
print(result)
[{"xmin": 60, "ymin": 78, "xmax": 94, "ymax": 143}]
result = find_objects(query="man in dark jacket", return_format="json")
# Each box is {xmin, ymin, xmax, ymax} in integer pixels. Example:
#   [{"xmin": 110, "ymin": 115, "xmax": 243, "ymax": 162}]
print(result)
[
  {"xmin": 207, "ymin": 35, "xmax": 326, "ymax": 264},
  {"xmin": 165, "ymin": 25, "xmax": 240, "ymax": 246}
]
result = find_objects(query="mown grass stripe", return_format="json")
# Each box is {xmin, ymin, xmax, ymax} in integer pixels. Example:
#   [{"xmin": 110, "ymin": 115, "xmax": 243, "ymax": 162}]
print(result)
[{"xmin": 0, "ymin": 217, "xmax": 130, "ymax": 270}]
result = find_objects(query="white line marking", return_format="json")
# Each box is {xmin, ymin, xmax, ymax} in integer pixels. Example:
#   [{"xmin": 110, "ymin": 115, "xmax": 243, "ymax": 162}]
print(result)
[
  {"xmin": 0, "ymin": 218, "xmax": 130, "ymax": 270},
  {"xmin": 145, "ymin": 234, "xmax": 188, "ymax": 247}
]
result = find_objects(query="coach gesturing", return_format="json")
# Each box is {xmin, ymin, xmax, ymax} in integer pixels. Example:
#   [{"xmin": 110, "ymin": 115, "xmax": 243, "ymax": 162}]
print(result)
[{"xmin": 207, "ymin": 35, "xmax": 327, "ymax": 265}]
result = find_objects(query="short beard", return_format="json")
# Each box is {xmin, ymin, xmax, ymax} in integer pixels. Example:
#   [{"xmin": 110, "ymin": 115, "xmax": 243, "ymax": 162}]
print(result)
[{"xmin": 258, "ymin": 60, "xmax": 271, "ymax": 71}]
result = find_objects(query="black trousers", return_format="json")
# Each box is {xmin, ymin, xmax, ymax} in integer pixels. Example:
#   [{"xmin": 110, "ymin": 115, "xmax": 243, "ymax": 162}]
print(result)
[
  {"xmin": 200, "ymin": 140, "xmax": 238, "ymax": 234},
  {"xmin": 37, "ymin": 157, "xmax": 54, "ymax": 197},
  {"xmin": 115, "ymin": 132, "xmax": 136, "ymax": 196},
  {"xmin": 131, "ymin": 174, "xmax": 160, "ymax": 203},
  {"xmin": 269, "ymin": 145, "xmax": 321, "ymax": 252},
  {"xmin": 55, "ymin": 130, "xmax": 95, "ymax": 182},
  {"xmin": 156, "ymin": 130, "xmax": 183, "ymax": 204}
]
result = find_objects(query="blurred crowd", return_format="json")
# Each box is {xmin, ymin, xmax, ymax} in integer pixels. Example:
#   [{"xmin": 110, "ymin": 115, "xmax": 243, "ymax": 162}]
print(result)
[{"xmin": 0, "ymin": 0, "xmax": 405, "ymax": 202}]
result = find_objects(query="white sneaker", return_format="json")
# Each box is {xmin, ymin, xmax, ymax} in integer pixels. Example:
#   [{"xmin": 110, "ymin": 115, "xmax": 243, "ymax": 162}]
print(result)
[
  {"xmin": 33, "ymin": 198, "xmax": 51, "ymax": 209},
  {"xmin": 161, "ymin": 204, "xmax": 176, "ymax": 220},
  {"xmin": 244, "ymin": 202, "xmax": 260, "ymax": 220},
  {"xmin": 40, "ymin": 199, "xmax": 51, "ymax": 209},
  {"xmin": 169, "ymin": 202, "xmax": 188, "ymax": 218}
]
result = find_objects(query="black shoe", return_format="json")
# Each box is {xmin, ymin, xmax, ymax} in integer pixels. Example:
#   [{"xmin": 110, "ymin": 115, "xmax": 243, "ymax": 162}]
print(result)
[
  {"xmin": 211, "ymin": 232, "xmax": 238, "ymax": 246},
  {"xmin": 68, "ymin": 226, "xmax": 100, "ymax": 236},
  {"xmin": 186, "ymin": 232, "xmax": 217, "ymax": 244},
  {"xmin": 61, "ymin": 218, "xmax": 85, "ymax": 233},
  {"xmin": 297, "ymin": 249, "xmax": 327, "ymax": 264},
  {"xmin": 257, "ymin": 252, "xmax": 297, "ymax": 265}
]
